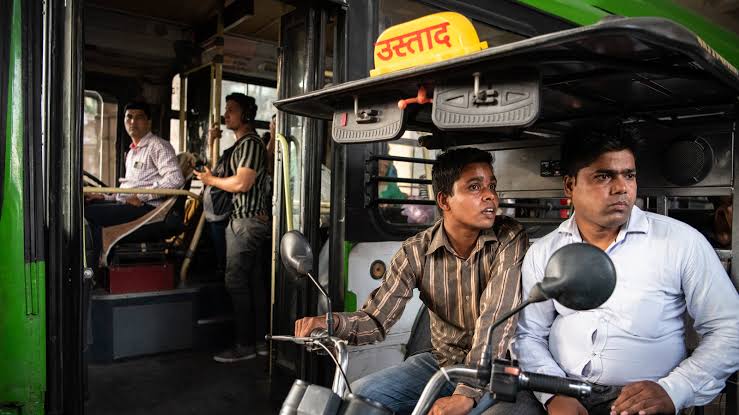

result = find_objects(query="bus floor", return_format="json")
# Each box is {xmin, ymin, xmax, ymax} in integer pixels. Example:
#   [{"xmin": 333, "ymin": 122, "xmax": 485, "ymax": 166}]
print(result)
[{"xmin": 86, "ymin": 350, "xmax": 294, "ymax": 415}]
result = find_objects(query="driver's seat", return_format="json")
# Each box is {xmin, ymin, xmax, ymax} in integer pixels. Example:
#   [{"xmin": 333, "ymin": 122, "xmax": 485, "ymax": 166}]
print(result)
[{"xmin": 99, "ymin": 152, "xmax": 196, "ymax": 267}]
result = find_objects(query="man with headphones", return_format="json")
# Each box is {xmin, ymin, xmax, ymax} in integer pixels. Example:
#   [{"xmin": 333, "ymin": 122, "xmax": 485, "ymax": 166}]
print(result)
[{"xmin": 195, "ymin": 92, "xmax": 272, "ymax": 362}]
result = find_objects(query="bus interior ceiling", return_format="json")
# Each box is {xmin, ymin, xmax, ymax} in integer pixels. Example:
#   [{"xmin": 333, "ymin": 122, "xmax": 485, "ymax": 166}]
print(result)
[
  {"xmin": 84, "ymin": 0, "xmax": 289, "ymax": 142},
  {"xmin": 82, "ymin": 2, "xmax": 298, "ymax": 415}
]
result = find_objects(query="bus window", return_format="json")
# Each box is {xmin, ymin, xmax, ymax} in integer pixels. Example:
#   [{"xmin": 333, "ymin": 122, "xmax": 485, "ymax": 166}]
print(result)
[
  {"xmin": 170, "ymin": 75, "xmax": 277, "ymax": 158},
  {"xmin": 82, "ymin": 91, "xmax": 117, "ymax": 186},
  {"xmin": 376, "ymin": 132, "xmax": 439, "ymax": 227},
  {"xmin": 170, "ymin": 74, "xmax": 186, "ymax": 153},
  {"xmin": 379, "ymin": 0, "xmax": 525, "ymax": 48},
  {"xmin": 219, "ymin": 79, "xmax": 277, "ymax": 154},
  {"xmin": 82, "ymin": 92, "xmax": 103, "ymax": 180},
  {"xmin": 644, "ymin": 196, "xmax": 732, "ymax": 251}
]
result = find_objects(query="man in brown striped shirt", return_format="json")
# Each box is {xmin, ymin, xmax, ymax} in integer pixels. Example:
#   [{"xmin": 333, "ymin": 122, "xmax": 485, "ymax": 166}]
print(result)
[{"xmin": 295, "ymin": 148, "xmax": 527, "ymax": 415}]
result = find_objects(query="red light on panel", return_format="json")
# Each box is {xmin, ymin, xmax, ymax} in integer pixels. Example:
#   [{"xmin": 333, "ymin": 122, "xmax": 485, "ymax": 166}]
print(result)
[{"xmin": 559, "ymin": 198, "xmax": 571, "ymax": 219}]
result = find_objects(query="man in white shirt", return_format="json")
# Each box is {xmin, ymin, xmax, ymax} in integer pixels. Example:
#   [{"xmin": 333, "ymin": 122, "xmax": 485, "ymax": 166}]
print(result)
[
  {"xmin": 85, "ymin": 101, "xmax": 184, "ymax": 265},
  {"xmin": 485, "ymin": 129, "xmax": 739, "ymax": 415}
]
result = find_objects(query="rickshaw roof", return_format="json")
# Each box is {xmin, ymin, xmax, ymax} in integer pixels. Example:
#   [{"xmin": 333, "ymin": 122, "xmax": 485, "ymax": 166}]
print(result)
[{"xmin": 274, "ymin": 17, "xmax": 739, "ymax": 142}]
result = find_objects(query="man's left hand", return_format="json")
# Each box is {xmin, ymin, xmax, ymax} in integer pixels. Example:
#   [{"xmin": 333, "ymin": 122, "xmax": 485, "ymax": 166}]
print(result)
[
  {"xmin": 125, "ymin": 195, "xmax": 143, "ymax": 207},
  {"xmin": 428, "ymin": 395, "xmax": 474, "ymax": 415},
  {"xmin": 194, "ymin": 166, "xmax": 213, "ymax": 186},
  {"xmin": 610, "ymin": 381, "xmax": 675, "ymax": 415}
]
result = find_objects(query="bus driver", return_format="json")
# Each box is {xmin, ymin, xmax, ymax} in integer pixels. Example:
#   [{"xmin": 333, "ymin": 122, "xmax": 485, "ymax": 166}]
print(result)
[{"xmin": 84, "ymin": 101, "xmax": 184, "ymax": 266}]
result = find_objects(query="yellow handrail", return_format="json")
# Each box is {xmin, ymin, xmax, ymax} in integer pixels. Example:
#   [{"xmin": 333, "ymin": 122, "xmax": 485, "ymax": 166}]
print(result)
[
  {"xmin": 269, "ymin": 131, "xmax": 294, "ymax": 373},
  {"xmin": 276, "ymin": 133, "xmax": 294, "ymax": 232},
  {"xmin": 83, "ymin": 186, "xmax": 201, "ymax": 200},
  {"xmin": 178, "ymin": 74, "xmax": 186, "ymax": 153}
]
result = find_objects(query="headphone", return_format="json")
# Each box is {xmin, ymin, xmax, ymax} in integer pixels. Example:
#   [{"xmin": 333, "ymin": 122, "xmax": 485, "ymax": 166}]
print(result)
[
  {"xmin": 229, "ymin": 93, "xmax": 258, "ymax": 124},
  {"xmin": 241, "ymin": 98, "xmax": 257, "ymax": 123}
]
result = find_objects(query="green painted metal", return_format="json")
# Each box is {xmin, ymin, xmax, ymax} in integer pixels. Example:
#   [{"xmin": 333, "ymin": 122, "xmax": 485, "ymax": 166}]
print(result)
[
  {"xmin": 518, "ymin": 0, "xmax": 739, "ymax": 68},
  {"xmin": 343, "ymin": 241, "xmax": 357, "ymax": 312},
  {"xmin": 0, "ymin": 0, "xmax": 46, "ymax": 414}
]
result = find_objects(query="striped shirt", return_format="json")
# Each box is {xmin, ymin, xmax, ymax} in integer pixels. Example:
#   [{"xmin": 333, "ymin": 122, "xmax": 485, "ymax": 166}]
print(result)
[
  {"xmin": 115, "ymin": 132, "xmax": 184, "ymax": 205},
  {"xmin": 229, "ymin": 133, "xmax": 271, "ymax": 219},
  {"xmin": 334, "ymin": 216, "xmax": 527, "ymax": 400}
]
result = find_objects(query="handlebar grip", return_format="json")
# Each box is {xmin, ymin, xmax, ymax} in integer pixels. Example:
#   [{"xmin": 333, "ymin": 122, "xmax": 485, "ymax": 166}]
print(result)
[
  {"xmin": 519, "ymin": 372, "xmax": 591, "ymax": 399},
  {"xmin": 310, "ymin": 328, "xmax": 328, "ymax": 337}
]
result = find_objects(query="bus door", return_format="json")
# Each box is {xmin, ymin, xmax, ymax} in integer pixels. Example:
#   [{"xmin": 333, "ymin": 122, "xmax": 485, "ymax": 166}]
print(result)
[
  {"xmin": 0, "ymin": 2, "xmax": 53, "ymax": 414},
  {"xmin": 0, "ymin": 0, "xmax": 88, "ymax": 414},
  {"xmin": 273, "ymin": 1, "xmax": 343, "ymax": 383}
]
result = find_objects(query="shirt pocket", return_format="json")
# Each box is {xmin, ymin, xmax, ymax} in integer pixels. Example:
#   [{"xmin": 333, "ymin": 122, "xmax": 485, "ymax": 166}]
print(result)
[{"xmin": 616, "ymin": 281, "xmax": 665, "ymax": 338}]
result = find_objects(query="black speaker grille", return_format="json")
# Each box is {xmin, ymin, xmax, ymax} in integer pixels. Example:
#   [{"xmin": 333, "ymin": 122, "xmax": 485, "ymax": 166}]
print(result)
[{"xmin": 662, "ymin": 137, "xmax": 713, "ymax": 186}]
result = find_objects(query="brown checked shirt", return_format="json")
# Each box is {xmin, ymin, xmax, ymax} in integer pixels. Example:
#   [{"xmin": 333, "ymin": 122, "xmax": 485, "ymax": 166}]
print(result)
[{"xmin": 334, "ymin": 216, "xmax": 527, "ymax": 401}]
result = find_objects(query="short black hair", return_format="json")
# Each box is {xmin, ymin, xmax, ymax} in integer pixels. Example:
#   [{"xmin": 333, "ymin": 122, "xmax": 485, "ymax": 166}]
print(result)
[
  {"xmin": 561, "ymin": 127, "xmax": 642, "ymax": 177},
  {"xmin": 225, "ymin": 93, "xmax": 257, "ymax": 122},
  {"xmin": 124, "ymin": 101, "xmax": 151, "ymax": 120},
  {"xmin": 432, "ymin": 148, "xmax": 493, "ymax": 198}
]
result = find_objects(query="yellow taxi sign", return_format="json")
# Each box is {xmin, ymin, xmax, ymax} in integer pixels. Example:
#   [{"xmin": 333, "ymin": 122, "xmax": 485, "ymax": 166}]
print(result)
[{"xmin": 370, "ymin": 12, "xmax": 488, "ymax": 77}]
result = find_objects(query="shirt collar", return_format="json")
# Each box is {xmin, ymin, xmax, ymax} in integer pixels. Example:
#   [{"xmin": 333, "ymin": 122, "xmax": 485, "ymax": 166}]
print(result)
[
  {"xmin": 129, "ymin": 131, "xmax": 153, "ymax": 149},
  {"xmin": 426, "ymin": 219, "xmax": 499, "ymax": 258},
  {"xmin": 558, "ymin": 205, "xmax": 649, "ymax": 242},
  {"xmin": 617, "ymin": 205, "xmax": 649, "ymax": 240}
]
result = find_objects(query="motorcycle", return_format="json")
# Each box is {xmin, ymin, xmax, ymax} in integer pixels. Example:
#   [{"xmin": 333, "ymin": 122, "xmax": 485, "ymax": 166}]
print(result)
[{"xmin": 273, "ymin": 230, "xmax": 617, "ymax": 415}]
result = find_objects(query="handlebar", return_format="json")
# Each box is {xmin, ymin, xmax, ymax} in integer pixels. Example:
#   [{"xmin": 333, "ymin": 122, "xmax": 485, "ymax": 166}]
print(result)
[
  {"xmin": 266, "ymin": 334, "xmax": 319, "ymax": 344},
  {"xmin": 266, "ymin": 329, "xmax": 332, "ymax": 353},
  {"xmin": 412, "ymin": 366, "xmax": 480, "ymax": 415},
  {"xmin": 267, "ymin": 329, "xmax": 350, "ymax": 397},
  {"xmin": 519, "ymin": 371, "xmax": 591, "ymax": 398},
  {"xmin": 411, "ymin": 363, "xmax": 592, "ymax": 415}
]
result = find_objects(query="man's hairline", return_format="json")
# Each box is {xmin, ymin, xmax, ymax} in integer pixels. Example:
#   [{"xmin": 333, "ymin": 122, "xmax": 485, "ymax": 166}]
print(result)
[
  {"xmin": 125, "ymin": 108, "xmax": 150, "ymax": 120},
  {"xmin": 566, "ymin": 148, "xmax": 637, "ymax": 179},
  {"xmin": 435, "ymin": 160, "xmax": 495, "ymax": 198}
]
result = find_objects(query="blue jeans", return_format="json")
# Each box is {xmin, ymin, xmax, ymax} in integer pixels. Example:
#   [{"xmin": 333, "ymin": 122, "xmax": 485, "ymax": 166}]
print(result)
[{"xmin": 351, "ymin": 352, "xmax": 496, "ymax": 415}]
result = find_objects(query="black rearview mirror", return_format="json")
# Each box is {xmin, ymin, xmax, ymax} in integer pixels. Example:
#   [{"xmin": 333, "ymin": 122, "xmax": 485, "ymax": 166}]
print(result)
[
  {"xmin": 280, "ymin": 230, "xmax": 314, "ymax": 276},
  {"xmin": 279, "ymin": 230, "xmax": 336, "ymax": 336},
  {"xmin": 534, "ymin": 243, "xmax": 617, "ymax": 310}
]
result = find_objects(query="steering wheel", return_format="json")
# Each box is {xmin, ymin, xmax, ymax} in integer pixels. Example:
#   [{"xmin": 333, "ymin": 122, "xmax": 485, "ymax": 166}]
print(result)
[{"xmin": 83, "ymin": 170, "xmax": 108, "ymax": 188}]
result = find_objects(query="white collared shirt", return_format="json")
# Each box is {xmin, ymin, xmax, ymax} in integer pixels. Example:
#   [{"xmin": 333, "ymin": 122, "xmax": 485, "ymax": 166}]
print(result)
[
  {"xmin": 512, "ymin": 206, "xmax": 739, "ymax": 410},
  {"xmin": 114, "ymin": 132, "xmax": 184, "ymax": 205}
]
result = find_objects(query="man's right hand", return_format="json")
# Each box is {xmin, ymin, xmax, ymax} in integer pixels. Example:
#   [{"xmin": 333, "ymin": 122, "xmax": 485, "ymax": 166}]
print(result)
[
  {"xmin": 294, "ymin": 315, "xmax": 329, "ymax": 337},
  {"xmin": 208, "ymin": 124, "xmax": 222, "ymax": 145},
  {"xmin": 125, "ymin": 195, "xmax": 144, "ymax": 207},
  {"xmin": 546, "ymin": 395, "xmax": 588, "ymax": 415},
  {"xmin": 84, "ymin": 193, "xmax": 105, "ymax": 203}
]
